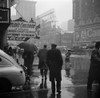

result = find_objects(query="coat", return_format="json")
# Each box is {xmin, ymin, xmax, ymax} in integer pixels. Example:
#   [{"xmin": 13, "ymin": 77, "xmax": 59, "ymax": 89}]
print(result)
[
  {"xmin": 22, "ymin": 51, "xmax": 34, "ymax": 67},
  {"xmin": 47, "ymin": 48, "xmax": 63, "ymax": 81},
  {"xmin": 37, "ymin": 48, "xmax": 48, "ymax": 69},
  {"xmin": 22, "ymin": 51, "xmax": 34, "ymax": 75},
  {"xmin": 88, "ymin": 48, "xmax": 100, "ymax": 81}
]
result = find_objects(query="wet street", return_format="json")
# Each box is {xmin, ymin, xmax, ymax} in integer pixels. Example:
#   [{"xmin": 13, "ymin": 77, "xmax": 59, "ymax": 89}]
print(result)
[
  {"xmin": 0, "ymin": 65, "xmax": 100, "ymax": 98},
  {"xmin": 1, "ymin": 0, "xmax": 100, "ymax": 98}
]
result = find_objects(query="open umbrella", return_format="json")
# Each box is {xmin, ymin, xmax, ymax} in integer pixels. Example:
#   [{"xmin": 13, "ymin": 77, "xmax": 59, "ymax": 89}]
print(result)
[{"xmin": 17, "ymin": 42, "xmax": 38, "ymax": 52}]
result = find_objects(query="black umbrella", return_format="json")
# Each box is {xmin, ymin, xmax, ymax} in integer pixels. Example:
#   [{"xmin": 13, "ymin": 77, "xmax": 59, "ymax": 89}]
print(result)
[{"xmin": 17, "ymin": 42, "xmax": 38, "ymax": 52}]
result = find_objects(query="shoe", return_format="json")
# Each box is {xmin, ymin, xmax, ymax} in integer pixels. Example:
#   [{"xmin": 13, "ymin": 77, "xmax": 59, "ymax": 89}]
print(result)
[
  {"xmin": 45, "ymin": 76, "xmax": 47, "ymax": 80},
  {"xmin": 50, "ymin": 93, "xmax": 55, "ymax": 98},
  {"xmin": 57, "ymin": 93, "xmax": 61, "ymax": 98},
  {"xmin": 39, "ymin": 84, "xmax": 43, "ymax": 89},
  {"xmin": 57, "ymin": 90, "xmax": 61, "ymax": 94}
]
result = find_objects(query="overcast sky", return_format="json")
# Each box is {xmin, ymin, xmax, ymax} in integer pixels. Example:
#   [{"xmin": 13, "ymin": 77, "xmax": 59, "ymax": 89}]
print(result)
[{"xmin": 11, "ymin": 0, "xmax": 72, "ymax": 25}]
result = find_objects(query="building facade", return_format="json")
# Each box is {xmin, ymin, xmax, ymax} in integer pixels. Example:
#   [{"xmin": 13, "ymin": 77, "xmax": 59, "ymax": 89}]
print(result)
[
  {"xmin": 15, "ymin": 0, "xmax": 36, "ymax": 21},
  {"xmin": 67, "ymin": 19, "xmax": 74, "ymax": 32},
  {"xmin": 56, "ymin": 32, "xmax": 74, "ymax": 48},
  {"xmin": 73, "ymin": 0, "xmax": 100, "ymax": 46},
  {"xmin": 36, "ymin": 9, "xmax": 57, "ymax": 47}
]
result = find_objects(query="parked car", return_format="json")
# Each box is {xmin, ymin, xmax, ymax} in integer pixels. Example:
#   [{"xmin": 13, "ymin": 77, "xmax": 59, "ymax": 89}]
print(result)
[{"xmin": 0, "ymin": 49, "xmax": 26, "ymax": 92}]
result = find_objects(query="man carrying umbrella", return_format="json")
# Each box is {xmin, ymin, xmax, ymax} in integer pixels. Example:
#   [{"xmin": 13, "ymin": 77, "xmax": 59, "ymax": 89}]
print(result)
[
  {"xmin": 22, "ymin": 51, "xmax": 34, "ymax": 76},
  {"xmin": 18, "ymin": 42, "xmax": 37, "ymax": 76}
]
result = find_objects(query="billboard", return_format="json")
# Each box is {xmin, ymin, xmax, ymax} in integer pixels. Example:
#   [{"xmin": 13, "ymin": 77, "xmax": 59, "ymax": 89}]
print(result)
[{"xmin": 7, "ymin": 21, "xmax": 38, "ymax": 41}]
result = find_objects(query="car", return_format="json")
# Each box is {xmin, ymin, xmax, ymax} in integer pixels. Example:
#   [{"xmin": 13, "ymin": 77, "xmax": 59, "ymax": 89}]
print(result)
[
  {"xmin": 0, "ymin": 49, "xmax": 26, "ymax": 92},
  {"xmin": 57, "ymin": 46, "xmax": 67, "ymax": 53}
]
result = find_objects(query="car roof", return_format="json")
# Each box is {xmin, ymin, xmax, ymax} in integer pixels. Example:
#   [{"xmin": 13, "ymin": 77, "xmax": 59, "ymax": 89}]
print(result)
[
  {"xmin": 0, "ymin": 49, "xmax": 11, "ymax": 58},
  {"xmin": 0, "ymin": 49, "xmax": 17, "ymax": 64}
]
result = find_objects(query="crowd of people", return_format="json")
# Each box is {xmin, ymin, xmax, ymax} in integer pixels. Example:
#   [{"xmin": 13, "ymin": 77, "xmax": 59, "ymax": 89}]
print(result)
[
  {"xmin": 37, "ymin": 44, "xmax": 63, "ymax": 94},
  {"xmin": 3, "ymin": 43, "xmax": 63, "ymax": 94},
  {"xmin": 3, "ymin": 41, "xmax": 100, "ymax": 94},
  {"xmin": 4, "ymin": 45, "xmax": 24, "ymax": 65}
]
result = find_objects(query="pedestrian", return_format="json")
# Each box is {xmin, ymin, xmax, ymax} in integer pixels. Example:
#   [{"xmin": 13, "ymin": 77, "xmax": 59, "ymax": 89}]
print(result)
[
  {"xmin": 65, "ymin": 49, "xmax": 71, "ymax": 77},
  {"xmin": 18, "ymin": 48, "xmax": 24, "ymax": 66},
  {"xmin": 4, "ymin": 45, "xmax": 9, "ymax": 54},
  {"xmin": 37, "ymin": 45, "xmax": 48, "ymax": 80},
  {"xmin": 47, "ymin": 43, "xmax": 63, "ymax": 94},
  {"xmin": 7, "ymin": 46, "xmax": 14, "ymax": 57},
  {"xmin": 13, "ymin": 47, "xmax": 17, "ymax": 60},
  {"xmin": 22, "ymin": 51, "xmax": 34, "ymax": 76},
  {"xmin": 87, "ymin": 41, "xmax": 100, "ymax": 91}
]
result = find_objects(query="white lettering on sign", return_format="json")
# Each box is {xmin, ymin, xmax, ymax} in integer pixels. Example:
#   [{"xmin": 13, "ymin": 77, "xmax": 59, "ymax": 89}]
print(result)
[
  {"xmin": 7, "ymin": 34, "xmax": 36, "ymax": 41},
  {"xmin": 7, "ymin": 21, "xmax": 38, "ymax": 41},
  {"xmin": 9, "ymin": 22, "xmax": 36, "ymax": 29}
]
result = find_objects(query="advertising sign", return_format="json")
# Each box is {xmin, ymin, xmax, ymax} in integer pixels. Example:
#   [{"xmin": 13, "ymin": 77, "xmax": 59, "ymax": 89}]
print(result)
[{"xmin": 7, "ymin": 21, "xmax": 38, "ymax": 41}]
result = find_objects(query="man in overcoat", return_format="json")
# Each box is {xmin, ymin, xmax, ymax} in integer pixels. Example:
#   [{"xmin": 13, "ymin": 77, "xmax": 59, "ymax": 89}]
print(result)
[
  {"xmin": 37, "ymin": 45, "xmax": 48, "ymax": 80},
  {"xmin": 46, "ymin": 43, "xmax": 63, "ymax": 94}
]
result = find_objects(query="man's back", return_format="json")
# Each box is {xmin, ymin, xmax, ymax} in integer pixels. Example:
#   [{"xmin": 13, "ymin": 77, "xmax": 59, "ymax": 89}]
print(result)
[
  {"xmin": 38, "ymin": 48, "xmax": 47, "ymax": 62},
  {"xmin": 47, "ymin": 48, "xmax": 61, "ymax": 61},
  {"xmin": 47, "ymin": 48, "xmax": 63, "ymax": 70}
]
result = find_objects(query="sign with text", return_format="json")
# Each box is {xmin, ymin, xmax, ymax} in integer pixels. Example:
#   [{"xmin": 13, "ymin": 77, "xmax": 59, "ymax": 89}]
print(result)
[
  {"xmin": 7, "ymin": 32, "xmax": 36, "ymax": 41},
  {"xmin": 0, "ymin": 8, "xmax": 10, "ymax": 23},
  {"xmin": 7, "ymin": 21, "xmax": 38, "ymax": 41}
]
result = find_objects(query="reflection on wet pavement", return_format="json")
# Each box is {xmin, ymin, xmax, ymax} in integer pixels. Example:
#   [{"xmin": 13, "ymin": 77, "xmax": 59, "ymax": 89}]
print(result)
[
  {"xmin": 1, "ymin": 86, "xmax": 100, "ymax": 98},
  {"xmin": 0, "ymin": 70, "xmax": 100, "ymax": 98}
]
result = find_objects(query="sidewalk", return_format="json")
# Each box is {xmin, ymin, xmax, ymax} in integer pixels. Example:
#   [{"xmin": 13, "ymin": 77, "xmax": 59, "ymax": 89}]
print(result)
[{"xmin": 29, "ymin": 66, "xmax": 100, "ymax": 98}]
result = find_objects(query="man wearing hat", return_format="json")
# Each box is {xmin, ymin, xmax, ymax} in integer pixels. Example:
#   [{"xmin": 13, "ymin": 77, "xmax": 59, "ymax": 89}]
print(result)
[{"xmin": 46, "ymin": 43, "xmax": 63, "ymax": 94}]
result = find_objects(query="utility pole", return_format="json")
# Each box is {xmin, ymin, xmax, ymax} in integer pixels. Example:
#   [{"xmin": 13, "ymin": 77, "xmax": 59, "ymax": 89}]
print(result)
[{"xmin": 0, "ymin": 0, "xmax": 10, "ymax": 49}]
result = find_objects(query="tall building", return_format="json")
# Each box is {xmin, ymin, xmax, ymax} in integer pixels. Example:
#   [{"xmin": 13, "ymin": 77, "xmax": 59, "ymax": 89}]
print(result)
[
  {"xmin": 73, "ymin": 0, "xmax": 100, "ymax": 46},
  {"xmin": 15, "ymin": 0, "xmax": 36, "ymax": 21},
  {"xmin": 36, "ymin": 9, "xmax": 56, "ymax": 36},
  {"xmin": 67, "ymin": 19, "xmax": 74, "ymax": 32},
  {"xmin": 60, "ymin": 21, "xmax": 68, "ymax": 31},
  {"xmin": 36, "ymin": 9, "xmax": 57, "ymax": 46}
]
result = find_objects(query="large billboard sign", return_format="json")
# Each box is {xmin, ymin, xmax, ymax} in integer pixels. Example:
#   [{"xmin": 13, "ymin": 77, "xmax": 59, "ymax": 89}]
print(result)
[
  {"xmin": 7, "ymin": 21, "xmax": 38, "ymax": 41},
  {"xmin": 0, "ymin": 8, "xmax": 10, "ymax": 23}
]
